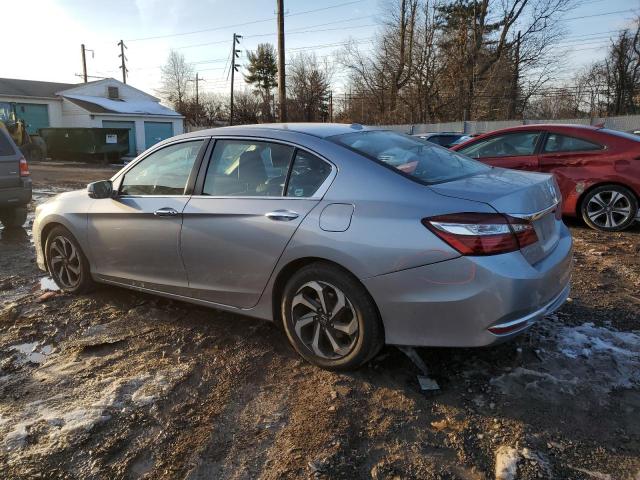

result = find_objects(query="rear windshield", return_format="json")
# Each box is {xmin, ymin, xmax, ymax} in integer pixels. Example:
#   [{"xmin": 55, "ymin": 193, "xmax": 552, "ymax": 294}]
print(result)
[
  {"xmin": 330, "ymin": 130, "xmax": 489, "ymax": 184},
  {"xmin": 601, "ymin": 128, "xmax": 640, "ymax": 142},
  {"xmin": 0, "ymin": 130, "xmax": 16, "ymax": 156}
]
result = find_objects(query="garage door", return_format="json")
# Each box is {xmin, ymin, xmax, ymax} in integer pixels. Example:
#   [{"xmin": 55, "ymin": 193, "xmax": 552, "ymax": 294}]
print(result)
[
  {"xmin": 144, "ymin": 122, "xmax": 174, "ymax": 149},
  {"xmin": 102, "ymin": 120, "xmax": 136, "ymax": 156},
  {"xmin": 15, "ymin": 103, "xmax": 49, "ymax": 135}
]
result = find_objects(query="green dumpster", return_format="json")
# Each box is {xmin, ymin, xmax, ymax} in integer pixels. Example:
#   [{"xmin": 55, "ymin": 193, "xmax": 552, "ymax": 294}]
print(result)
[{"xmin": 39, "ymin": 128, "xmax": 130, "ymax": 163}]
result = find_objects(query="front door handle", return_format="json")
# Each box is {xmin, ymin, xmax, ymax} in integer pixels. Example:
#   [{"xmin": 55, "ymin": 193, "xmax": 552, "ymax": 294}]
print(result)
[
  {"xmin": 154, "ymin": 207, "xmax": 179, "ymax": 217},
  {"xmin": 265, "ymin": 209, "xmax": 299, "ymax": 221}
]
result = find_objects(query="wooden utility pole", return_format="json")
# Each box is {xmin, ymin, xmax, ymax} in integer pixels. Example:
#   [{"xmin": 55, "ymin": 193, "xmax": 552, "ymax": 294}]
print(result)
[
  {"xmin": 118, "ymin": 40, "xmax": 128, "ymax": 84},
  {"xmin": 195, "ymin": 73, "xmax": 200, "ymax": 125},
  {"xmin": 229, "ymin": 33, "xmax": 241, "ymax": 126},
  {"xmin": 329, "ymin": 91, "xmax": 333, "ymax": 122},
  {"xmin": 277, "ymin": 0, "xmax": 287, "ymax": 122},
  {"xmin": 508, "ymin": 31, "xmax": 521, "ymax": 119},
  {"xmin": 81, "ymin": 44, "xmax": 88, "ymax": 83}
]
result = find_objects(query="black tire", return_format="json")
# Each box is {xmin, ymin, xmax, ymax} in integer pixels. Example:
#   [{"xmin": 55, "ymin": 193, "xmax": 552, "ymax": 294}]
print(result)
[
  {"xmin": 45, "ymin": 226, "xmax": 95, "ymax": 294},
  {"xmin": 580, "ymin": 184, "xmax": 638, "ymax": 232},
  {"xmin": 0, "ymin": 206, "xmax": 28, "ymax": 228},
  {"xmin": 281, "ymin": 262, "xmax": 383, "ymax": 370}
]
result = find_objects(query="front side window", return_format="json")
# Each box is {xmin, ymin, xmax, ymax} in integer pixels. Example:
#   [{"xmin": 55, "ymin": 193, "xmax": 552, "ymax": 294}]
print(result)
[
  {"xmin": 203, "ymin": 140, "xmax": 294, "ymax": 196},
  {"xmin": 543, "ymin": 133, "xmax": 602, "ymax": 153},
  {"xmin": 331, "ymin": 130, "xmax": 489, "ymax": 184},
  {"xmin": 120, "ymin": 140, "xmax": 203, "ymax": 195},
  {"xmin": 459, "ymin": 132, "xmax": 541, "ymax": 158},
  {"xmin": 286, "ymin": 150, "xmax": 332, "ymax": 197}
]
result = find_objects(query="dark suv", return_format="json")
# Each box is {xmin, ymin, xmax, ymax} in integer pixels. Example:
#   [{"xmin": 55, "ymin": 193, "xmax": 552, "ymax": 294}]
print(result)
[{"xmin": 0, "ymin": 127, "xmax": 31, "ymax": 228}]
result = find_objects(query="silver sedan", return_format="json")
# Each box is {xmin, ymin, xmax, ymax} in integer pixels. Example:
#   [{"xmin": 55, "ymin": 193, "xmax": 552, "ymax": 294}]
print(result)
[{"xmin": 33, "ymin": 124, "xmax": 572, "ymax": 370}]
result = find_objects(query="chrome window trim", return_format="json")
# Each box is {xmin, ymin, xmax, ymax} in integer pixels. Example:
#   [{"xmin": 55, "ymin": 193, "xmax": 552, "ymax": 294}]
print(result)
[{"xmin": 199, "ymin": 135, "xmax": 337, "ymax": 200}]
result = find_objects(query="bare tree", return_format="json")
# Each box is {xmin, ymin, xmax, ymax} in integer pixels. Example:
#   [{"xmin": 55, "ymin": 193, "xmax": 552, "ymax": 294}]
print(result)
[{"xmin": 158, "ymin": 50, "xmax": 194, "ymax": 114}]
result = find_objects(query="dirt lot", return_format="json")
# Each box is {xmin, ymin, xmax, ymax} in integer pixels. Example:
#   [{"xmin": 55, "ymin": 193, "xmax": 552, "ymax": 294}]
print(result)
[{"xmin": 0, "ymin": 162, "xmax": 639, "ymax": 479}]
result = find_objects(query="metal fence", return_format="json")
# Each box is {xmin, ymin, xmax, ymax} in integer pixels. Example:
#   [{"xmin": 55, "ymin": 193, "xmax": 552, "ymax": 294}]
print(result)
[{"xmin": 375, "ymin": 114, "xmax": 640, "ymax": 135}]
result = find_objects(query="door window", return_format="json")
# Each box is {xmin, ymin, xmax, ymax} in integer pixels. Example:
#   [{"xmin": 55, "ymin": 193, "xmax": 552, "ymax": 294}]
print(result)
[
  {"xmin": 120, "ymin": 140, "xmax": 203, "ymax": 196},
  {"xmin": 203, "ymin": 140, "xmax": 294, "ymax": 196},
  {"xmin": 459, "ymin": 132, "xmax": 542, "ymax": 158},
  {"xmin": 286, "ymin": 150, "xmax": 332, "ymax": 197},
  {"xmin": 543, "ymin": 133, "xmax": 602, "ymax": 153}
]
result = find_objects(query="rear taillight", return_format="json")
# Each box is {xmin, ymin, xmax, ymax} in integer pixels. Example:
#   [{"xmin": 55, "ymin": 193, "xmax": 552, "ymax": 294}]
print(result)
[
  {"xmin": 19, "ymin": 157, "xmax": 30, "ymax": 177},
  {"xmin": 422, "ymin": 213, "xmax": 538, "ymax": 256}
]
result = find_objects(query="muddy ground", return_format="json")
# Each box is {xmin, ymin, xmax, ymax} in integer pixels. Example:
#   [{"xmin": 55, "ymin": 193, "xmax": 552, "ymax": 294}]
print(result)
[{"xmin": 0, "ymin": 162, "xmax": 639, "ymax": 480}]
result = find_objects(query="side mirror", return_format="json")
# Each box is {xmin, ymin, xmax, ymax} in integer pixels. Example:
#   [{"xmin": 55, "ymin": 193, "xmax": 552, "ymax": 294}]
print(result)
[{"xmin": 87, "ymin": 180, "xmax": 113, "ymax": 199}]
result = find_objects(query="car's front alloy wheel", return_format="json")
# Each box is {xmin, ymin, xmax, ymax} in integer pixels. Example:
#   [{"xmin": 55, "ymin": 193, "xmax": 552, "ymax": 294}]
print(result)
[
  {"xmin": 581, "ymin": 185, "xmax": 638, "ymax": 232},
  {"xmin": 281, "ymin": 262, "xmax": 383, "ymax": 370},
  {"xmin": 45, "ymin": 226, "xmax": 94, "ymax": 293}
]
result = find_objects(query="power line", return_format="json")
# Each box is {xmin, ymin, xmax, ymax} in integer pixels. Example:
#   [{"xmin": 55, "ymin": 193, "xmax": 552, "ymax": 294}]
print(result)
[
  {"xmin": 562, "ymin": 9, "xmax": 636, "ymax": 22},
  {"xmin": 127, "ymin": 0, "xmax": 366, "ymax": 42},
  {"xmin": 174, "ymin": 15, "xmax": 376, "ymax": 50}
]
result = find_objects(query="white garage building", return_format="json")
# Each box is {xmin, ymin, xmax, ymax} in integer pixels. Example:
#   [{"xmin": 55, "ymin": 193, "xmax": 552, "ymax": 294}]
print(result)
[{"xmin": 0, "ymin": 77, "xmax": 183, "ymax": 156}]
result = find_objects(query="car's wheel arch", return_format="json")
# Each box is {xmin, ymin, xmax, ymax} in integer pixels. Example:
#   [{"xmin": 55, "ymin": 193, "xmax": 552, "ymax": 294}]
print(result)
[
  {"xmin": 270, "ymin": 256, "xmax": 384, "ymax": 338},
  {"xmin": 576, "ymin": 181, "xmax": 639, "ymax": 217},
  {"xmin": 39, "ymin": 219, "xmax": 88, "ymax": 271}
]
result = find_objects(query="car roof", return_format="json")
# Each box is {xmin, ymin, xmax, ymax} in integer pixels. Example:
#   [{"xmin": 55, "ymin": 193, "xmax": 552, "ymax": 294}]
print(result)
[{"xmin": 178, "ymin": 123, "xmax": 373, "ymax": 140}]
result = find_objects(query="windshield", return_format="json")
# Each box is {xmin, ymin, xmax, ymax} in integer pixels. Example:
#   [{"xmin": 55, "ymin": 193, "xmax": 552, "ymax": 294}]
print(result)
[
  {"xmin": 331, "ymin": 130, "xmax": 490, "ymax": 184},
  {"xmin": 601, "ymin": 128, "xmax": 640, "ymax": 142}
]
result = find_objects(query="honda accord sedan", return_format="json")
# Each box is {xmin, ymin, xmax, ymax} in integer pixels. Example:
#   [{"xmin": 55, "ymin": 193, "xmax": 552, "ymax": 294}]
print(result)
[{"xmin": 33, "ymin": 124, "xmax": 572, "ymax": 370}]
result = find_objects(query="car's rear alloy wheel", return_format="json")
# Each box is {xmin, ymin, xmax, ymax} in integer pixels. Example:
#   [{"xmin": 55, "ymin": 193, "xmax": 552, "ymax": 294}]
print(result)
[
  {"xmin": 282, "ymin": 263, "xmax": 383, "ymax": 370},
  {"xmin": 45, "ymin": 226, "xmax": 95, "ymax": 293},
  {"xmin": 582, "ymin": 185, "xmax": 638, "ymax": 232},
  {"xmin": 291, "ymin": 281, "xmax": 359, "ymax": 360}
]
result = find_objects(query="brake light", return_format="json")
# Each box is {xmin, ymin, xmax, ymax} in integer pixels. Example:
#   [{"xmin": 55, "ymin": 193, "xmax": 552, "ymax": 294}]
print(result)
[
  {"xmin": 19, "ymin": 157, "xmax": 30, "ymax": 177},
  {"xmin": 422, "ymin": 213, "xmax": 538, "ymax": 255}
]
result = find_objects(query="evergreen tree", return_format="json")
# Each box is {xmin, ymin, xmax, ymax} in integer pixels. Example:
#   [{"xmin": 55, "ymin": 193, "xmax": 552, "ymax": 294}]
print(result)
[{"xmin": 244, "ymin": 43, "xmax": 278, "ymax": 121}]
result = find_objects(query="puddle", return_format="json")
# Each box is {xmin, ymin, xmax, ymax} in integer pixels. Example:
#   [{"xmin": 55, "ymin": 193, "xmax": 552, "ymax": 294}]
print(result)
[
  {"xmin": 11, "ymin": 342, "xmax": 54, "ymax": 365},
  {"xmin": 40, "ymin": 277, "xmax": 60, "ymax": 292}
]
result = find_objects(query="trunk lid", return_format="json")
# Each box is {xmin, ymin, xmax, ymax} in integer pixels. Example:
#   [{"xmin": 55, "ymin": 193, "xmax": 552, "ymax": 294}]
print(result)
[
  {"xmin": 430, "ymin": 168, "xmax": 562, "ymax": 263},
  {"xmin": 0, "ymin": 130, "xmax": 22, "ymax": 189}
]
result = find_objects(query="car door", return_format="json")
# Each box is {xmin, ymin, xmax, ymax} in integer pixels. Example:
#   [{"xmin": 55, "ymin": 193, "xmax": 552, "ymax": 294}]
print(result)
[
  {"xmin": 538, "ymin": 132, "xmax": 606, "ymax": 173},
  {"xmin": 457, "ymin": 131, "xmax": 543, "ymax": 170},
  {"xmin": 181, "ymin": 138, "xmax": 334, "ymax": 308},
  {"xmin": 87, "ymin": 139, "xmax": 207, "ymax": 293}
]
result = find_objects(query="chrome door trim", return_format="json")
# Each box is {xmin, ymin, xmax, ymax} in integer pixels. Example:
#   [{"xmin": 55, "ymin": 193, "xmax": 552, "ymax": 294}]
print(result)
[{"xmin": 265, "ymin": 209, "xmax": 300, "ymax": 221}]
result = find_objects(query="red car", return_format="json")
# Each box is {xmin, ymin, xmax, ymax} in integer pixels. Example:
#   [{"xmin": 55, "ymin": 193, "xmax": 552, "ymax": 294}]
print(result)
[{"xmin": 452, "ymin": 124, "xmax": 640, "ymax": 231}]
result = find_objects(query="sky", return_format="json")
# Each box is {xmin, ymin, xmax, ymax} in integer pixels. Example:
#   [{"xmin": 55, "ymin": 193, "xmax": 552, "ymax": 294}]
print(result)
[{"xmin": 1, "ymin": 0, "xmax": 638, "ymax": 101}]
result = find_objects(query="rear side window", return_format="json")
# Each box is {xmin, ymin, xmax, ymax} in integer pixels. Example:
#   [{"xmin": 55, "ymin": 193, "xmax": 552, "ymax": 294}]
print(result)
[
  {"xmin": 203, "ymin": 140, "xmax": 294, "ymax": 196},
  {"xmin": 0, "ymin": 130, "xmax": 16, "ymax": 156},
  {"xmin": 459, "ymin": 132, "xmax": 542, "ymax": 158},
  {"xmin": 286, "ymin": 150, "xmax": 332, "ymax": 197},
  {"xmin": 331, "ymin": 130, "xmax": 489, "ymax": 184},
  {"xmin": 544, "ymin": 134, "xmax": 602, "ymax": 153}
]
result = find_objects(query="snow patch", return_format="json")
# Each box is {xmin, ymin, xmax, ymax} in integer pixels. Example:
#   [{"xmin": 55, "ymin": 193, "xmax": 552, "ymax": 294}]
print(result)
[
  {"xmin": 63, "ymin": 94, "xmax": 180, "ymax": 116},
  {"xmin": 39, "ymin": 277, "xmax": 60, "ymax": 292},
  {"xmin": 495, "ymin": 446, "xmax": 520, "ymax": 480},
  {"xmin": 491, "ymin": 321, "xmax": 640, "ymax": 403}
]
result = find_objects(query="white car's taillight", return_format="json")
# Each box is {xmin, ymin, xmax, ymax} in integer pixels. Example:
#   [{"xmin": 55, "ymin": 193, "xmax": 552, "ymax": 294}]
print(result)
[{"xmin": 422, "ymin": 213, "xmax": 538, "ymax": 255}]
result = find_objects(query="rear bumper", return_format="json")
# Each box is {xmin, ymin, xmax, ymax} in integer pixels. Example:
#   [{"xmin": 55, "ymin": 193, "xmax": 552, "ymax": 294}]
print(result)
[
  {"xmin": 0, "ymin": 179, "xmax": 32, "ymax": 207},
  {"xmin": 363, "ymin": 224, "xmax": 573, "ymax": 347}
]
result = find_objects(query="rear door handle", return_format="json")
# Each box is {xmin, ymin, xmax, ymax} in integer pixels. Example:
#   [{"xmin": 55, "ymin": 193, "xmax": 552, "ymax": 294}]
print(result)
[
  {"xmin": 154, "ymin": 207, "xmax": 179, "ymax": 217},
  {"xmin": 265, "ymin": 209, "xmax": 299, "ymax": 221}
]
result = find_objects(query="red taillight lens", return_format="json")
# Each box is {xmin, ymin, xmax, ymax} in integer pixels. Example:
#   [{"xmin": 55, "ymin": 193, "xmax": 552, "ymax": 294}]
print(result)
[
  {"xmin": 422, "ymin": 213, "xmax": 538, "ymax": 256},
  {"xmin": 19, "ymin": 157, "xmax": 30, "ymax": 177}
]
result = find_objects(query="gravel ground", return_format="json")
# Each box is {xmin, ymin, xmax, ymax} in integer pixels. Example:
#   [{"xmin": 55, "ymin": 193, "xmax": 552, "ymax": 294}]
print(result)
[{"xmin": 0, "ymin": 163, "xmax": 638, "ymax": 479}]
